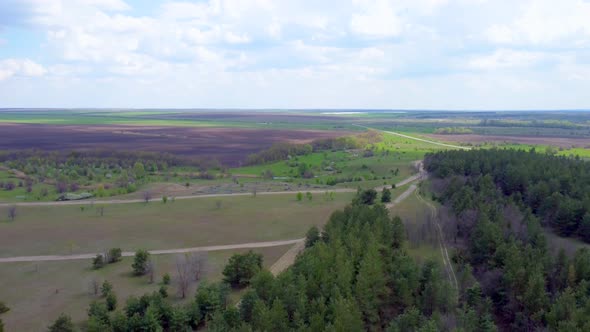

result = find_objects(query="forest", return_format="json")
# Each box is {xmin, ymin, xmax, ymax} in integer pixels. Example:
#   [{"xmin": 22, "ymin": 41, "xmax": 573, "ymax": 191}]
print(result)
[
  {"xmin": 425, "ymin": 149, "xmax": 590, "ymax": 242},
  {"xmin": 425, "ymin": 149, "xmax": 590, "ymax": 330}
]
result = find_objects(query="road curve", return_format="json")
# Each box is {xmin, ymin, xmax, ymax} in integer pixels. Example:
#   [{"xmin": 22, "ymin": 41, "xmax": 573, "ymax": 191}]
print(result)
[{"xmin": 0, "ymin": 238, "xmax": 305, "ymax": 263}]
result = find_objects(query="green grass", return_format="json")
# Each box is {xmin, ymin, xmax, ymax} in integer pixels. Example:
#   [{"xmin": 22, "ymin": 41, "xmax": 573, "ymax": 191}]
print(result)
[
  {"xmin": 0, "ymin": 245, "xmax": 291, "ymax": 332},
  {"xmin": 233, "ymin": 148, "xmax": 419, "ymax": 190},
  {"xmin": 371, "ymin": 131, "xmax": 453, "ymax": 153},
  {"xmin": 0, "ymin": 193, "xmax": 355, "ymax": 257},
  {"xmin": 0, "ymin": 112, "xmax": 361, "ymax": 131}
]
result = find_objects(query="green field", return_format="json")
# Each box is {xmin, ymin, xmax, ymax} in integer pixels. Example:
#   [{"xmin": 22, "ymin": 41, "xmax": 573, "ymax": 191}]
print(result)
[
  {"xmin": 233, "ymin": 147, "xmax": 418, "ymax": 190},
  {"xmin": 0, "ymin": 110, "xmax": 363, "ymax": 131},
  {"xmin": 0, "ymin": 245, "xmax": 291, "ymax": 332}
]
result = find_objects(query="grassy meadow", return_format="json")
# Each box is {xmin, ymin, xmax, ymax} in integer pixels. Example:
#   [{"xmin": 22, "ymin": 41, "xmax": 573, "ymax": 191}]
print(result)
[{"xmin": 0, "ymin": 193, "xmax": 355, "ymax": 257}]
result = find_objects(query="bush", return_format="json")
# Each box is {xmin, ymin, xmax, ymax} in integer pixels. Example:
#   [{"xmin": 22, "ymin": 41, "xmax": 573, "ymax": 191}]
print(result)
[
  {"xmin": 101, "ymin": 280, "xmax": 113, "ymax": 297},
  {"xmin": 92, "ymin": 254, "xmax": 105, "ymax": 269},
  {"xmin": 107, "ymin": 248, "xmax": 122, "ymax": 263},
  {"xmin": 162, "ymin": 273, "xmax": 171, "ymax": 285},
  {"xmin": 132, "ymin": 249, "xmax": 150, "ymax": 276},
  {"xmin": 0, "ymin": 302, "xmax": 9, "ymax": 314},
  {"xmin": 305, "ymin": 226, "xmax": 320, "ymax": 248},
  {"xmin": 48, "ymin": 314, "xmax": 75, "ymax": 332},
  {"xmin": 355, "ymin": 189, "xmax": 377, "ymax": 205},
  {"xmin": 105, "ymin": 292, "xmax": 117, "ymax": 311},
  {"xmin": 159, "ymin": 286, "xmax": 168, "ymax": 298},
  {"xmin": 222, "ymin": 251, "xmax": 263, "ymax": 288},
  {"xmin": 381, "ymin": 188, "xmax": 392, "ymax": 203}
]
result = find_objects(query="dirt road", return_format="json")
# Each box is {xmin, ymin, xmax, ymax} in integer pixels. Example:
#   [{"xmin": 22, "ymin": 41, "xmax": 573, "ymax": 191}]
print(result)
[
  {"xmin": 269, "ymin": 240, "xmax": 306, "ymax": 276},
  {"xmin": 0, "ymin": 188, "xmax": 357, "ymax": 207},
  {"xmin": 0, "ymin": 239, "xmax": 305, "ymax": 263},
  {"xmin": 386, "ymin": 184, "xmax": 418, "ymax": 208},
  {"xmin": 354, "ymin": 125, "xmax": 471, "ymax": 150}
]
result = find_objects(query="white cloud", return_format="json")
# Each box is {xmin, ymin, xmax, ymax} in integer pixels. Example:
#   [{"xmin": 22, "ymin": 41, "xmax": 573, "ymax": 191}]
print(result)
[
  {"xmin": 485, "ymin": 0, "xmax": 590, "ymax": 46},
  {"xmin": 468, "ymin": 49, "xmax": 546, "ymax": 70},
  {"xmin": 350, "ymin": 0, "xmax": 403, "ymax": 38},
  {"xmin": 0, "ymin": 0, "xmax": 589, "ymax": 109},
  {"xmin": 0, "ymin": 58, "xmax": 47, "ymax": 81}
]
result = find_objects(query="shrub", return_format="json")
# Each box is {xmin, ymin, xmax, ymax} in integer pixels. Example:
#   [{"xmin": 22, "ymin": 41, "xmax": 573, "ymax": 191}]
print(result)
[
  {"xmin": 107, "ymin": 248, "xmax": 122, "ymax": 263},
  {"xmin": 305, "ymin": 226, "xmax": 320, "ymax": 248},
  {"xmin": 92, "ymin": 254, "xmax": 105, "ymax": 269},
  {"xmin": 162, "ymin": 273, "xmax": 171, "ymax": 285},
  {"xmin": 48, "ymin": 314, "xmax": 75, "ymax": 332},
  {"xmin": 105, "ymin": 292, "xmax": 117, "ymax": 311},
  {"xmin": 381, "ymin": 188, "xmax": 392, "ymax": 203},
  {"xmin": 222, "ymin": 251, "xmax": 263, "ymax": 288},
  {"xmin": 159, "ymin": 286, "xmax": 168, "ymax": 298},
  {"xmin": 0, "ymin": 302, "xmax": 9, "ymax": 314},
  {"xmin": 132, "ymin": 249, "xmax": 150, "ymax": 276},
  {"xmin": 101, "ymin": 280, "xmax": 113, "ymax": 297}
]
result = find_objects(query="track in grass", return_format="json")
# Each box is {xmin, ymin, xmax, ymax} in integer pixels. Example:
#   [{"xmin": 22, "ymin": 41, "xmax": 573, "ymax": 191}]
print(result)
[{"xmin": 415, "ymin": 190, "xmax": 459, "ymax": 291}]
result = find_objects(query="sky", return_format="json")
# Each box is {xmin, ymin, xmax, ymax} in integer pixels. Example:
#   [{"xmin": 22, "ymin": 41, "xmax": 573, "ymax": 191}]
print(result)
[{"xmin": 0, "ymin": 0, "xmax": 589, "ymax": 110}]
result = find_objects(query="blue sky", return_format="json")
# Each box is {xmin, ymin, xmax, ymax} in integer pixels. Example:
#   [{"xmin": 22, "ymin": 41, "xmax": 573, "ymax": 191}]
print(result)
[{"xmin": 0, "ymin": 0, "xmax": 589, "ymax": 109}]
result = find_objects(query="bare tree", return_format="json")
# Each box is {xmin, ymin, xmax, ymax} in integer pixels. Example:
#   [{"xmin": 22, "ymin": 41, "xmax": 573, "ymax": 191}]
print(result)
[
  {"xmin": 102, "ymin": 248, "xmax": 110, "ymax": 264},
  {"xmin": 188, "ymin": 252, "xmax": 208, "ymax": 281},
  {"xmin": 143, "ymin": 191, "xmax": 152, "ymax": 203},
  {"xmin": 176, "ymin": 255, "xmax": 191, "ymax": 299},
  {"xmin": 89, "ymin": 278, "xmax": 100, "ymax": 296},
  {"xmin": 7, "ymin": 206, "xmax": 16, "ymax": 221},
  {"xmin": 146, "ymin": 260, "xmax": 155, "ymax": 284}
]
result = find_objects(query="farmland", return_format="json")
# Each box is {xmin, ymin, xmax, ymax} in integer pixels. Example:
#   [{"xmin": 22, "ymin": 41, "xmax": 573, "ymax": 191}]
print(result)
[{"xmin": 0, "ymin": 123, "xmax": 352, "ymax": 166}]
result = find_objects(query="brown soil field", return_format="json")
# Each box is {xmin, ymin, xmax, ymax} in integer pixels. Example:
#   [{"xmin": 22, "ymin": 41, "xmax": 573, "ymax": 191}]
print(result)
[
  {"xmin": 0, "ymin": 123, "xmax": 351, "ymax": 166},
  {"xmin": 426, "ymin": 134, "xmax": 590, "ymax": 148}
]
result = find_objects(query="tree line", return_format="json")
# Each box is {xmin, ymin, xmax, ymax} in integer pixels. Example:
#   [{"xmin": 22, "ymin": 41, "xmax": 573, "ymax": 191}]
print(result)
[{"xmin": 244, "ymin": 131, "xmax": 383, "ymax": 166}]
